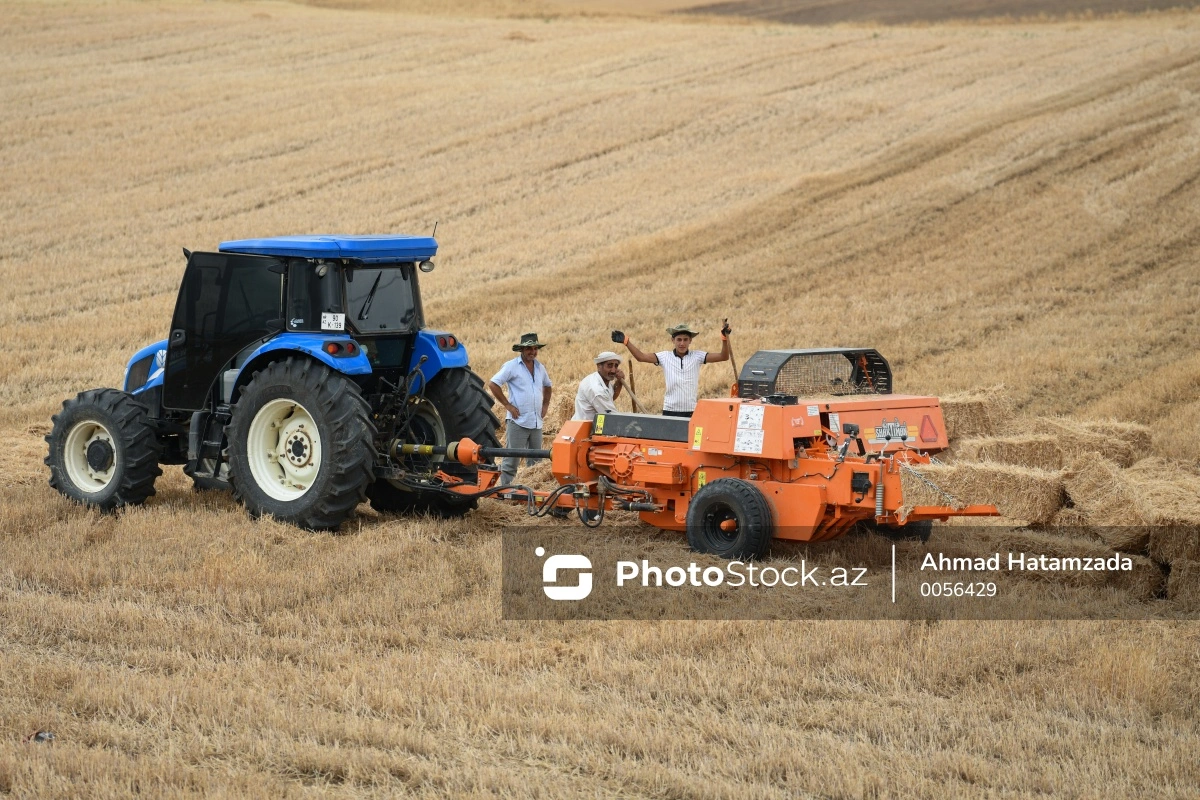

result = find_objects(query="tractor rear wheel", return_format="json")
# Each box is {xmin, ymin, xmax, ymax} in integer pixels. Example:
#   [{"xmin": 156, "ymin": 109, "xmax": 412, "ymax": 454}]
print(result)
[
  {"xmin": 45, "ymin": 388, "xmax": 162, "ymax": 511},
  {"xmin": 227, "ymin": 358, "xmax": 375, "ymax": 530},
  {"xmin": 686, "ymin": 478, "xmax": 774, "ymax": 560},
  {"xmin": 367, "ymin": 367, "xmax": 500, "ymax": 519}
]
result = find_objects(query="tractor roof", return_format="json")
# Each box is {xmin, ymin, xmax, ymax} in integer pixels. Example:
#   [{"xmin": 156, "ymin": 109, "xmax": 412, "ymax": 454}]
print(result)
[{"xmin": 218, "ymin": 234, "xmax": 437, "ymax": 263}]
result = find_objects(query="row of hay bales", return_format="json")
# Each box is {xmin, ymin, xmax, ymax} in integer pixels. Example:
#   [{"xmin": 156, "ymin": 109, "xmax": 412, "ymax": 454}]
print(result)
[{"xmin": 900, "ymin": 388, "xmax": 1200, "ymax": 608}]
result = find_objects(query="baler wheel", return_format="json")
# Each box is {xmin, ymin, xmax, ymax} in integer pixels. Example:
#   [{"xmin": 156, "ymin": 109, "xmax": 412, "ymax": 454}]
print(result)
[{"xmin": 686, "ymin": 478, "xmax": 774, "ymax": 560}]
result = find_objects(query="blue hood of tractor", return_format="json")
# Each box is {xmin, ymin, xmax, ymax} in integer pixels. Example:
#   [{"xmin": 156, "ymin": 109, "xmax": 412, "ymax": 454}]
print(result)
[{"xmin": 219, "ymin": 234, "xmax": 437, "ymax": 263}]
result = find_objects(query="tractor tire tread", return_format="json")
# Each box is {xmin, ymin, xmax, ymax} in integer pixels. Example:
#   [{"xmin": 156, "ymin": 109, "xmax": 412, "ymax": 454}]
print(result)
[
  {"xmin": 227, "ymin": 358, "xmax": 375, "ymax": 531},
  {"xmin": 685, "ymin": 478, "xmax": 774, "ymax": 560}
]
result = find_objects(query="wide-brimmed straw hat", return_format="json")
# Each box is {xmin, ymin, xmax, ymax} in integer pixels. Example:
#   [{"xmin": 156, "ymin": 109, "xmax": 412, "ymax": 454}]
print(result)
[
  {"xmin": 512, "ymin": 332, "xmax": 547, "ymax": 351},
  {"xmin": 666, "ymin": 323, "xmax": 699, "ymax": 338}
]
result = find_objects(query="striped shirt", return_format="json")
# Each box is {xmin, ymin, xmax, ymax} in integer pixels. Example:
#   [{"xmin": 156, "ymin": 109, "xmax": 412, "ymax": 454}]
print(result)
[{"xmin": 656, "ymin": 349, "xmax": 708, "ymax": 413}]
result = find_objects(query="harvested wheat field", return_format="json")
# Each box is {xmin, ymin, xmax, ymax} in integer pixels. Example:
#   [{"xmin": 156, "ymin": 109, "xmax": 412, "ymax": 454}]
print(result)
[{"xmin": 3, "ymin": 0, "xmax": 1200, "ymax": 796}]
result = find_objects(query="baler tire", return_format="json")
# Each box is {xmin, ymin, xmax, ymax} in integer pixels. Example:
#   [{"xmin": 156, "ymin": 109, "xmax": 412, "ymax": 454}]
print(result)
[
  {"xmin": 45, "ymin": 388, "xmax": 162, "ymax": 511},
  {"xmin": 367, "ymin": 367, "xmax": 500, "ymax": 519},
  {"xmin": 227, "ymin": 358, "xmax": 375, "ymax": 531},
  {"xmin": 686, "ymin": 478, "xmax": 774, "ymax": 560}
]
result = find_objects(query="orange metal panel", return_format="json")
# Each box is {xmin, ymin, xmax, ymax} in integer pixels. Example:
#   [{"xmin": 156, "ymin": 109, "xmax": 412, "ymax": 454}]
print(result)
[{"xmin": 631, "ymin": 461, "xmax": 688, "ymax": 485}]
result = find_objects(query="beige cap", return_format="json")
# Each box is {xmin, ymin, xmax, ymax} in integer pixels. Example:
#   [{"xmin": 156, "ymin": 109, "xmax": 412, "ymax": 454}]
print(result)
[{"xmin": 594, "ymin": 351, "xmax": 622, "ymax": 365}]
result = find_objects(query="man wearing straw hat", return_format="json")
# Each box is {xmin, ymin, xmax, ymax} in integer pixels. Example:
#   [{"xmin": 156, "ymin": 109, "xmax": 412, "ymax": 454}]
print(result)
[
  {"xmin": 572, "ymin": 350, "xmax": 626, "ymax": 422},
  {"xmin": 615, "ymin": 322, "xmax": 731, "ymax": 417},
  {"xmin": 488, "ymin": 332, "xmax": 553, "ymax": 486}
]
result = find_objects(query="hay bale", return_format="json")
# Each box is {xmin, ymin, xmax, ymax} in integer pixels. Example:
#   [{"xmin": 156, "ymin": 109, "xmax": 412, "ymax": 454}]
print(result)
[
  {"xmin": 1062, "ymin": 454, "xmax": 1151, "ymax": 551},
  {"xmin": 1081, "ymin": 420, "xmax": 1153, "ymax": 454},
  {"xmin": 1032, "ymin": 417, "xmax": 1140, "ymax": 466},
  {"xmin": 955, "ymin": 435, "xmax": 1064, "ymax": 471},
  {"xmin": 1149, "ymin": 526, "xmax": 1200, "ymax": 565},
  {"xmin": 1167, "ymin": 559, "xmax": 1200, "ymax": 612},
  {"xmin": 1047, "ymin": 506, "xmax": 1091, "ymax": 528},
  {"xmin": 1113, "ymin": 554, "xmax": 1170, "ymax": 601},
  {"xmin": 899, "ymin": 462, "xmax": 1064, "ymax": 524},
  {"xmin": 940, "ymin": 387, "xmax": 1015, "ymax": 441},
  {"xmin": 541, "ymin": 391, "xmax": 576, "ymax": 438}
]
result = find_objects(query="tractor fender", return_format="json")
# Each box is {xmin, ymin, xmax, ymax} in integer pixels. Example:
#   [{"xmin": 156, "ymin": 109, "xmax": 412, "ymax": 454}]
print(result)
[
  {"xmin": 409, "ymin": 329, "xmax": 470, "ymax": 391},
  {"xmin": 231, "ymin": 333, "xmax": 372, "ymax": 403},
  {"xmin": 125, "ymin": 339, "xmax": 168, "ymax": 395}
]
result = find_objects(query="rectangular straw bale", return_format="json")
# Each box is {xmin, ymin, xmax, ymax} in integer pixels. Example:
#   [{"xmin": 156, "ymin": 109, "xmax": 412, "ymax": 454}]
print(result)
[
  {"xmin": 940, "ymin": 388, "xmax": 1015, "ymax": 440},
  {"xmin": 541, "ymin": 391, "xmax": 576, "ymax": 438},
  {"xmin": 1167, "ymin": 559, "xmax": 1200, "ymax": 613},
  {"xmin": 1149, "ymin": 526, "xmax": 1200, "ymax": 565},
  {"xmin": 1081, "ymin": 420, "xmax": 1153, "ymax": 454},
  {"xmin": 954, "ymin": 435, "xmax": 1064, "ymax": 471},
  {"xmin": 900, "ymin": 462, "xmax": 1064, "ymax": 524},
  {"xmin": 1062, "ymin": 454, "xmax": 1150, "ymax": 551},
  {"xmin": 1118, "ymin": 458, "xmax": 1200, "ymax": 558},
  {"xmin": 1124, "ymin": 459, "xmax": 1200, "ymax": 526},
  {"xmin": 1033, "ymin": 417, "xmax": 1137, "ymax": 466}
]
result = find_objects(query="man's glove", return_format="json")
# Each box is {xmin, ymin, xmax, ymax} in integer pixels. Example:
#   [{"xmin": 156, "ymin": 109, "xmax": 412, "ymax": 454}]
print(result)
[
  {"xmin": 611, "ymin": 330, "xmax": 627, "ymax": 345},
  {"xmin": 720, "ymin": 321, "xmax": 732, "ymax": 339}
]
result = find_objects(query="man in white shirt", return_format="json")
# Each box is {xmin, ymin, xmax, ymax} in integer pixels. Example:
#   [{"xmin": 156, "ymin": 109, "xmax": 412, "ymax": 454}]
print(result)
[
  {"xmin": 573, "ymin": 351, "xmax": 626, "ymax": 422},
  {"xmin": 488, "ymin": 332, "xmax": 553, "ymax": 485},
  {"xmin": 615, "ymin": 322, "xmax": 731, "ymax": 417}
]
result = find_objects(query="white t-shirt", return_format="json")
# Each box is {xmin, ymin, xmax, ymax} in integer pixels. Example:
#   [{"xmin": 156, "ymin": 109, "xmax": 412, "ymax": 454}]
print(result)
[
  {"xmin": 655, "ymin": 349, "xmax": 707, "ymax": 413},
  {"xmin": 573, "ymin": 371, "xmax": 618, "ymax": 421}
]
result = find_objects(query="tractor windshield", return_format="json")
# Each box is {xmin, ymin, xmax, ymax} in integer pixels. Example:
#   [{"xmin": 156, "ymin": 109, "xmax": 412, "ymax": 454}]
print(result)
[{"xmin": 344, "ymin": 265, "xmax": 418, "ymax": 333}]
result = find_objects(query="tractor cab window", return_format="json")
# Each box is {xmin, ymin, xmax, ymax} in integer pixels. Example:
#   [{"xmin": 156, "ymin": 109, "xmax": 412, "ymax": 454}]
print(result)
[
  {"xmin": 344, "ymin": 264, "xmax": 418, "ymax": 334},
  {"xmin": 163, "ymin": 253, "xmax": 284, "ymax": 410}
]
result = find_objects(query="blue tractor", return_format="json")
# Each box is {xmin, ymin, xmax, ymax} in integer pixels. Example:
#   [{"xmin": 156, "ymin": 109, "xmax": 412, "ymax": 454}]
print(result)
[{"xmin": 45, "ymin": 235, "xmax": 501, "ymax": 528}]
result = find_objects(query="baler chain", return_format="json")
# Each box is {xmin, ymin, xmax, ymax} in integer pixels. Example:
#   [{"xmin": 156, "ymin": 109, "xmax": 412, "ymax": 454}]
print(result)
[{"xmin": 898, "ymin": 462, "xmax": 962, "ymax": 507}]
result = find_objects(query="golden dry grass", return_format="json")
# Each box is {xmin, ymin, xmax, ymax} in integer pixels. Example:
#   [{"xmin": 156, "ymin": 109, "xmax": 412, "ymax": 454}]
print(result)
[{"xmin": 4, "ymin": 0, "xmax": 1200, "ymax": 796}]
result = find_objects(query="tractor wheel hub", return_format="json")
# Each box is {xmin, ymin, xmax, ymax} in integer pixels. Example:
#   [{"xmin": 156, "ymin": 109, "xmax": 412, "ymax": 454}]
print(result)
[
  {"xmin": 284, "ymin": 429, "xmax": 313, "ymax": 467},
  {"xmin": 86, "ymin": 439, "xmax": 114, "ymax": 472}
]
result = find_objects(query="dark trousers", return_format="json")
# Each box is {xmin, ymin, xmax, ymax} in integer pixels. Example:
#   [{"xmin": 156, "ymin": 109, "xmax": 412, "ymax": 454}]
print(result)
[{"xmin": 662, "ymin": 410, "xmax": 693, "ymax": 418}]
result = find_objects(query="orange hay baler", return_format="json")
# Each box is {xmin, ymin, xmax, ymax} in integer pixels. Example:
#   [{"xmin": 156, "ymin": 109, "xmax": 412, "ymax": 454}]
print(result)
[{"xmin": 408, "ymin": 348, "xmax": 998, "ymax": 559}]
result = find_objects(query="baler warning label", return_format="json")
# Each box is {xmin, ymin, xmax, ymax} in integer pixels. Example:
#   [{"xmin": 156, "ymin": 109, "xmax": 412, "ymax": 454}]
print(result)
[
  {"xmin": 734, "ymin": 429, "xmax": 764, "ymax": 454},
  {"xmin": 737, "ymin": 405, "xmax": 764, "ymax": 430}
]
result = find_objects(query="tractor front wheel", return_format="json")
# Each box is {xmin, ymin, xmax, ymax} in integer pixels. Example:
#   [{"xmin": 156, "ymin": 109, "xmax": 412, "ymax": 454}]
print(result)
[
  {"xmin": 227, "ymin": 358, "xmax": 375, "ymax": 530},
  {"xmin": 45, "ymin": 388, "xmax": 162, "ymax": 511},
  {"xmin": 685, "ymin": 478, "xmax": 774, "ymax": 560}
]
